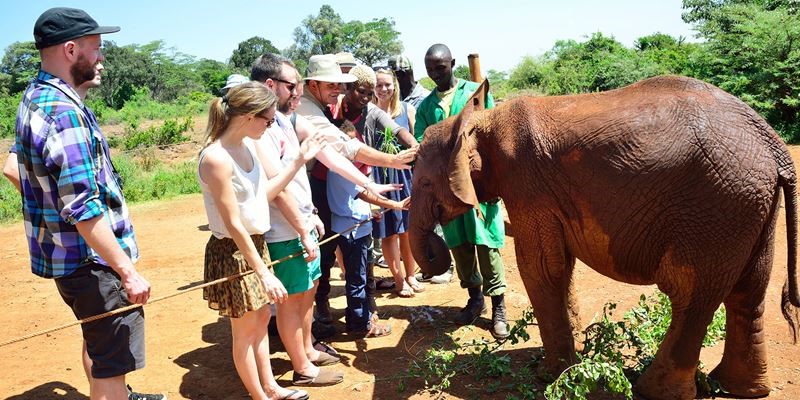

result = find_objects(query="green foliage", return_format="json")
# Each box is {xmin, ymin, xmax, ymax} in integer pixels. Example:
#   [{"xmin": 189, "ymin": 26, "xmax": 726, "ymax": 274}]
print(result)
[
  {"xmin": 229, "ymin": 36, "xmax": 280, "ymax": 70},
  {"xmin": 87, "ymin": 87, "xmax": 211, "ymax": 127},
  {"xmin": 286, "ymin": 5, "xmax": 404, "ymax": 69},
  {"xmin": 453, "ymin": 65, "xmax": 471, "ymax": 81},
  {"xmin": 0, "ymin": 92, "xmax": 22, "ymax": 138},
  {"xmin": 112, "ymin": 117, "xmax": 193, "ymax": 151},
  {"xmin": 544, "ymin": 294, "xmax": 726, "ymax": 399},
  {"xmin": 407, "ymin": 309, "xmax": 539, "ymax": 398},
  {"xmin": 419, "ymin": 77, "xmax": 435, "ymax": 91},
  {"xmin": 112, "ymin": 154, "xmax": 200, "ymax": 203},
  {"xmin": 0, "ymin": 41, "xmax": 39, "ymax": 95},
  {"xmin": 0, "ymin": 176, "xmax": 22, "ymax": 224},
  {"xmin": 342, "ymin": 18, "xmax": 404, "ymax": 66},
  {"xmin": 683, "ymin": 1, "xmax": 800, "ymax": 141}
]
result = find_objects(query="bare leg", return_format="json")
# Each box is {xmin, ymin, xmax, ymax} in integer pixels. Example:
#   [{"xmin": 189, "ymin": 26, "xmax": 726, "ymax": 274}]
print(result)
[
  {"xmin": 276, "ymin": 293, "xmax": 318, "ymax": 377},
  {"xmin": 89, "ymin": 374, "xmax": 127, "ymax": 400},
  {"xmin": 304, "ymin": 281, "xmax": 322, "ymax": 360},
  {"xmin": 82, "ymin": 340, "xmax": 92, "ymax": 384},
  {"xmin": 230, "ymin": 306, "xmax": 271, "ymax": 400},
  {"xmin": 399, "ymin": 232, "xmax": 422, "ymax": 288},
  {"xmin": 382, "ymin": 235, "xmax": 410, "ymax": 292}
]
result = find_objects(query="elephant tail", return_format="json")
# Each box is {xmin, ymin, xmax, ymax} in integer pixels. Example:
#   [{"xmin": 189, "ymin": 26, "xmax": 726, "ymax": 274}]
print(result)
[{"xmin": 780, "ymin": 174, "xmax": 800, "ymax": 343}]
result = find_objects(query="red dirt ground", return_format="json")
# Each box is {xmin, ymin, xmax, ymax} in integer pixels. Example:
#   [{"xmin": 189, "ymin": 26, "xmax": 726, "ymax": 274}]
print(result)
[{"xmin": 0, "ymin": 147, "xmax": 798, "ymax": 400}]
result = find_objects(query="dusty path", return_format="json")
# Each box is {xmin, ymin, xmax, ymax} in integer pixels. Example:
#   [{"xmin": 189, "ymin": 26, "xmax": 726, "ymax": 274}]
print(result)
[{"xmin": 0, "ymin": 149, "xmax": 798, "ymax": 399}]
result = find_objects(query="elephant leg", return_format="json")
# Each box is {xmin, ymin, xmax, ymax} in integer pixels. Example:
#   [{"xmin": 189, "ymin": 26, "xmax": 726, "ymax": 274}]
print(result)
[
  {"xmin": 516, "ymin": 221, "xmax": 579, "ymax": 380},
  {"xmin": 709, "ymin": 238, "xmax": 774, "ymax": 397},
  {"xmin": 636, "ymin": 289, "xmax": 722, "ymax": 400}
]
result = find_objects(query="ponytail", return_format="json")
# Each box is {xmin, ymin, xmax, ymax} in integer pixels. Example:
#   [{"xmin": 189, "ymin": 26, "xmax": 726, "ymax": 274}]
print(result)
[{"xmin": 202, "ymin": 82, "xmax": 277, "ymax": 149}]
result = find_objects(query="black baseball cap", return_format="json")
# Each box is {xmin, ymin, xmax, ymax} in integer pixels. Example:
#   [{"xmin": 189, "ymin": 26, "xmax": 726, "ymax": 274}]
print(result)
[{"xmin": 34, "ymin": 7, "xmax": 120, "ymax": 50}]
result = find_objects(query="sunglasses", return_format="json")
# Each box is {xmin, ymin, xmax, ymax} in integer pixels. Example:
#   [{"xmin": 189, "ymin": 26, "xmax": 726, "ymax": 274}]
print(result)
[
  {"xmin": 255, "ymin": 113, "xmax": 275, "ymax": 127},
  {"xmin": 271, "ymin": 77, "xmax": 297, "ymax": 92}
]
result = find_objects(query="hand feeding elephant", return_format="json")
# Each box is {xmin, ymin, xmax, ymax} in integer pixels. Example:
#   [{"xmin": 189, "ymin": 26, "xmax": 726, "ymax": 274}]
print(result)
[{"xmin": 408, "ymin": 76, "xmax": 800, "ymax": 400}]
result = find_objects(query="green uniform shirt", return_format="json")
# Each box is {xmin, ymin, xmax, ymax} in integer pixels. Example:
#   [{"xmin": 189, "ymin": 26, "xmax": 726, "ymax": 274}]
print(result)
[{"xmin": 414, "ymin": 79, "xmax": 504, "ymax": 249}]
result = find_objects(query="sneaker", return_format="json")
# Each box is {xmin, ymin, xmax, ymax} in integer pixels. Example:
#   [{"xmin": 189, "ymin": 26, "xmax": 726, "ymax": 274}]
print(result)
[
  {"xmin": 415, "ymin": 267, "xmax": 453, "ymax": 284},
  {"xmin": 375, "ymin": 255, "xmax": 388, "ymax": 268},
  {"xmin": 128, "ymin": 385, "xmax": 167, "ymax": 400}
]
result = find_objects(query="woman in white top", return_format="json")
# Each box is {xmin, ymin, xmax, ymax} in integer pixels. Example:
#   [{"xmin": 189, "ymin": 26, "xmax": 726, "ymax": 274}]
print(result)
[{"xmin": 198, "ymin": 82, "xmax": 324, "ymax": 400}]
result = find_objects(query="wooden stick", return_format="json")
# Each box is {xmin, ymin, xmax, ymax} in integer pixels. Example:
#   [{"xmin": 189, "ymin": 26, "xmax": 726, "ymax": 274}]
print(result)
[{"xmin": 468, "ymin": 54, "xmax": 482, "ymax": 83}]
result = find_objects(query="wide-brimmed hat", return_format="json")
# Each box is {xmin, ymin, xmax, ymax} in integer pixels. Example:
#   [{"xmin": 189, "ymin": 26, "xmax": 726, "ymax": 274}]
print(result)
[
  {"xmin": 335, "ymin": 51, "xmax": 357, "ymax": 68},
  {"xmin": 34, "ymin": 7, "xmax": 120, "ymax": 49},
  {"xmin": 305, "ymin": 54, "xmax": 356, "ymax": 83},
  {"xmin": 387, "ymin": 55, "xmax": 413, "ymax": 71},
  {"xmin": 220, "ymin": 74, "xmax": 249, "ymax": 94}
]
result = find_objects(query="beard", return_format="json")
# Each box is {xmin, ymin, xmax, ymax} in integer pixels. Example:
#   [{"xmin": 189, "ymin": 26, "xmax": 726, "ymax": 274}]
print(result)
[
  {"xmin": 70, "ymin": 54, "xmax": 98, "ymax": 87},
  {"xmin": 277, "ymin": 95, "xmax": 294, "ymax": 114}
]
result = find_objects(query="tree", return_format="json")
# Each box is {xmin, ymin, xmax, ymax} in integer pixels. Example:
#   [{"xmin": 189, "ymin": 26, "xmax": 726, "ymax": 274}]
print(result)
[
  {"xmin": 453, "ymin": 65, "xmax": 471, "ymax": 81},
  {"xmin": 682, "ymin": 0, "xmax": 800, "ymax": 140},
  {"xmin": 230, "ymin": 36, "xmax": 279, "ymax": 70},
  {"xmin": 286, "ymin": 5, "xmax": 405, "ymax": 70},
  {"xmin": 194, "ymin": 59, "xmax": 235, "ymax": 96},
  {"xmin": 342, "ymin": 18, "xmax": 403, "ymax": 66},
  {"xmin": 288, "ymin": 5, "xmax": 345, "ymax": 66},
  {"xmin": 1, "ymin": 41, "xmax": 40, "ymax": 94}
]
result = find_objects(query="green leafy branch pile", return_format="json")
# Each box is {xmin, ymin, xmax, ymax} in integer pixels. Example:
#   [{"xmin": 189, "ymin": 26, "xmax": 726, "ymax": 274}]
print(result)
[{"xmin": 405, "ymin": 293, "xmax": 726, "ymax": 400}]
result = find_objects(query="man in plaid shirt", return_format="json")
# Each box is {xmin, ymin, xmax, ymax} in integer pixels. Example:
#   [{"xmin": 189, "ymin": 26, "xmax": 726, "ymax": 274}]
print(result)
[{"xmin": 15, "ymin": 7, "xmax": 164, "ymax": 400}]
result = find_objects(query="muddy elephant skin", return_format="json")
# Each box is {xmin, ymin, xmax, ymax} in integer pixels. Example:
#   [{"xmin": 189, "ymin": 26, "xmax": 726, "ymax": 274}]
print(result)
[{"xmin": 408, "ymin": 76, "xmax": 800, "ymax": 400}]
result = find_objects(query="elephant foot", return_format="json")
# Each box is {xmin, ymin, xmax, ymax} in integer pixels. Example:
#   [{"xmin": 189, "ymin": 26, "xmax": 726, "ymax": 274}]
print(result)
[
  {"xmin": 709, "ymin": 364, "xmax": 771, "ymax": 398},
  {"xmin": 534, "ymin": 354, "xmax": 575, "ymax": 383},
  {"xmin": 635, "ymin": 364, "xmax": 696, "ymax": 400}
]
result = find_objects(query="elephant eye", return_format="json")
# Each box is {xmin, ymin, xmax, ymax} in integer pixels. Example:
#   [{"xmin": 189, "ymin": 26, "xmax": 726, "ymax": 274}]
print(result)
[{"xmin": 418, "ymin": 176, "xmax": 432, "ymax": 189}]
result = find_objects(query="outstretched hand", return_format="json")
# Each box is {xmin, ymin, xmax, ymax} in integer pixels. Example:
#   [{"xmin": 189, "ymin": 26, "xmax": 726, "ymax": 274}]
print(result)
[
  {"xmin": 390, "ymin": 147, "xmax": 417, "ymax": 170},
  {"xmin": 366, "ymin": 182, "xmax": 403, "ymax": 196},
  {"xmin": 299, "ymin": 132, "xmax": 327, "ymax": 162}
]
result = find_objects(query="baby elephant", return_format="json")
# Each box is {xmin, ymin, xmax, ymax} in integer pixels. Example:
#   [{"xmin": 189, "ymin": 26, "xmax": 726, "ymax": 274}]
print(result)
[{"xmin": 409, "ymin": 76, "xmax": 800, "ymax": 400}]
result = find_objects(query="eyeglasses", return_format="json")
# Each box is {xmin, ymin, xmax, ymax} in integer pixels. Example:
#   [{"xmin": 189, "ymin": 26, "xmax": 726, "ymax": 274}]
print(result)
[
  {"xmin": 271, "ymin": 77, "xmax": 297, "ymax": 92},
  {"xmin": 255, "ymin": 113, "xmax": 275, "ymax": 128}
]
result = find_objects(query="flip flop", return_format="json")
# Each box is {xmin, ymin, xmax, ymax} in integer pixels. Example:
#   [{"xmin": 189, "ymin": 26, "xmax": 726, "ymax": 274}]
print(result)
[
  {"xmin": 279, "ymin": 389, "xmax": 309, "ymax": 400},
  {"xmin": 407, "ymin": 279, "xmax": 426, "ymax": 293},
  {"xmin": 396, "ymin": 286, "xmax": 414, "ymax": 298},
  {"xmin": 292, "ymin": 368, "xmax": 344, "ymax": 386}
]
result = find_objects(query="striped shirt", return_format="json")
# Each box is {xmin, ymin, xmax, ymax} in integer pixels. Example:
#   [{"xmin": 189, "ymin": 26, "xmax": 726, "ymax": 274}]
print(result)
[{"xmin": 15, "ymin": 70, "xmax": 138, "ymax": 278}]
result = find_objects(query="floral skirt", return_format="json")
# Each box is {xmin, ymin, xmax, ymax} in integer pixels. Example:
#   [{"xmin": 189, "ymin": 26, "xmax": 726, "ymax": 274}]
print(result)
[{"xmin": 203, "ymin": 234, "xmax": 272, "ymax": 318}]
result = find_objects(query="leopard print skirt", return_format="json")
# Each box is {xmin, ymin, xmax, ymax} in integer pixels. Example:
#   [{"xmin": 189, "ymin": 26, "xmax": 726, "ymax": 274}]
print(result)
[{"xmin": 203, "ymin": 234, "xmax": 273, "ymax": 318}]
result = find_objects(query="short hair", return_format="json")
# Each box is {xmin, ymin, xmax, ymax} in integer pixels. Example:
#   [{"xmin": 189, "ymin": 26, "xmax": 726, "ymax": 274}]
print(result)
[
  {"xmin": 348, "ymin": 65, "xmax": 376, "ymax": 88},
  {"xmin": 251, "ymin": 53, "xmax": 295, "ymax": 82}
]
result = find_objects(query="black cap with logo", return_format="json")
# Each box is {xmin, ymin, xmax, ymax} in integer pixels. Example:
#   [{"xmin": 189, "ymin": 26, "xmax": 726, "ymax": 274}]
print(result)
[{"xmin": 34, "ymin": 7, "xmax": 120, "ymax": 50}]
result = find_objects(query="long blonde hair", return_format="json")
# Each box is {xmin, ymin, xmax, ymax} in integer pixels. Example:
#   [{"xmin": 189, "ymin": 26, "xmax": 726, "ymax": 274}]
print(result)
[
  {"xmin": 204, "ymin": 81, "xmax": 277, "ymax": 146},
  {"xmin": 373, "ymin": 68, "xmax": 401, "ymax": 119}
]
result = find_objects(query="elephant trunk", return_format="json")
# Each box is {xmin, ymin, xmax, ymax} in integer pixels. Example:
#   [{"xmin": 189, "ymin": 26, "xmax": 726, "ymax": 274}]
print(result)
[{"xmin": 409, "ymin": 200, "xmax": 451, "ymax": 277}]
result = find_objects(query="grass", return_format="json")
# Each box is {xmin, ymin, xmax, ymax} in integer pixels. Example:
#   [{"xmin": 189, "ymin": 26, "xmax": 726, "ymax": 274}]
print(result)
[{"xmin": 0, "ymin": 152, "xmax": 200, "ymax": 225}]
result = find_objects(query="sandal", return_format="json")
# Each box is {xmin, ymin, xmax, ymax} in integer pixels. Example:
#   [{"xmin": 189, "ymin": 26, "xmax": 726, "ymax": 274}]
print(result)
[
  {"xmin": 396, "ymin": 285, "xmax": 414, "ymax": 298},
  {"xmin": 292, "ymin": 368, "xmax": 344, "ymax": 386},
  {"xmin": 278, "ymin": 389, "xmax": 309, "ymax": 400},
  {"xmin": 375, "ymin": 277, "xmax": 396, "ymax": 290},
  {"xmin": 407, "ymin": 279, "xmax": 426, "ymax": 293},
  {"xmin": 354, "ymin": 322, "xmax": 392, "ymax": 338}
]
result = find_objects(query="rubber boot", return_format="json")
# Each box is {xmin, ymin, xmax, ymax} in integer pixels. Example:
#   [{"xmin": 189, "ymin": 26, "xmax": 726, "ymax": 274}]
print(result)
[
  {"xmin": 454, "ymin": 287, "xmax": 486, "ymax": 325},
  {"xmin": 490, "ymin": 295, "xmax": 510, "ymax": 339}
]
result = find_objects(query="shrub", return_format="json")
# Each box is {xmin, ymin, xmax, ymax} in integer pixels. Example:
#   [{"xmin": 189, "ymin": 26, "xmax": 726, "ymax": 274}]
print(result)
[{"xmin": 117, "ymin": 117, "xmax": 192, "ymax": 151}]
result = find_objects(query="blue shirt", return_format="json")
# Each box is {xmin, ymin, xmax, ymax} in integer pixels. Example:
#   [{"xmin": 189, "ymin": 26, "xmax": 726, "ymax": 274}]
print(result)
[
  {"xmin": 326, "ymin": 170, "xmax": 372, "ymax": 240},
  {"xmin": 15, "ymin": 70, "xmax": 139, "ymax": 278}
]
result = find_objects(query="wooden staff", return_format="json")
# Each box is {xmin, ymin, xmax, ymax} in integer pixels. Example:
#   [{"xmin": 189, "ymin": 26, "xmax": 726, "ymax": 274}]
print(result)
[{"xmin": 468, "ymin": 53, "xmax": 482, "ymax": 83}]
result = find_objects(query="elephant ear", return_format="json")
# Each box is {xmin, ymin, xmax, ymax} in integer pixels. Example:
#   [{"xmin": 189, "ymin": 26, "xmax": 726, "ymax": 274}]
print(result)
[{"xmin": 447, "ymin": 80, "xmax": 490, "ymax": 219}]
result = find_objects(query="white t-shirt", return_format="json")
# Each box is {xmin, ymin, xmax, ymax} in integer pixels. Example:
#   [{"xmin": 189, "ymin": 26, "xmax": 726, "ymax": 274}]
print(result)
[{"xmin": 260, "ymin": 112, "xmax": 315, "ymax": 243}]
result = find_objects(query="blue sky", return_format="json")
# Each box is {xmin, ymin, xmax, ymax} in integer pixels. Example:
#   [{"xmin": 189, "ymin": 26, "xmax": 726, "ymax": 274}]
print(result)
[{"xmin": 1, "ymin": 1, "xmax": 698, "ymax": 78}]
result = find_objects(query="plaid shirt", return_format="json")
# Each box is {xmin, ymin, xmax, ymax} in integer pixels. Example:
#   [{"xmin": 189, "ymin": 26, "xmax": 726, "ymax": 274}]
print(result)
[{"xmin": 15, "ymin": 70, "xmax": 138, "ymax": 278}]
